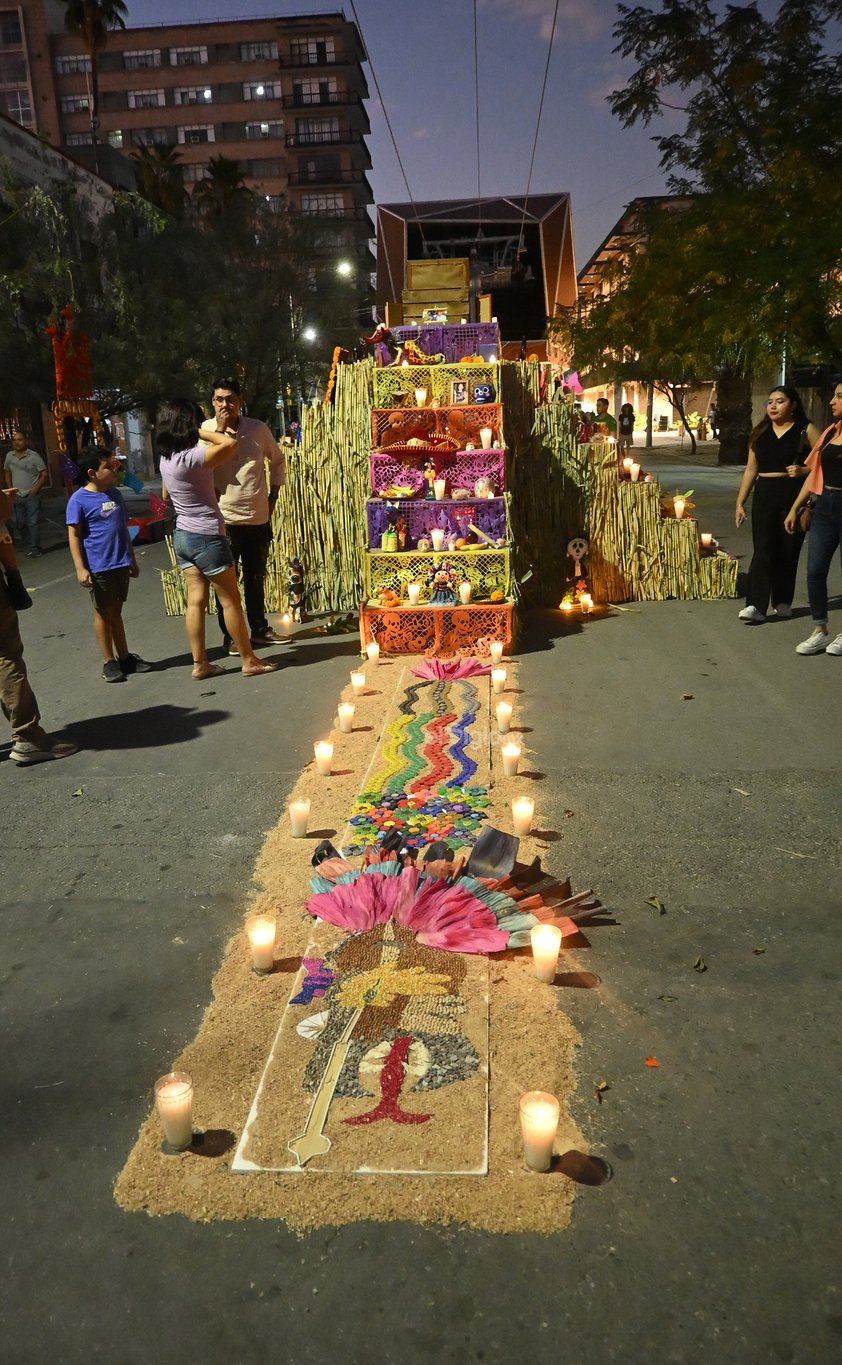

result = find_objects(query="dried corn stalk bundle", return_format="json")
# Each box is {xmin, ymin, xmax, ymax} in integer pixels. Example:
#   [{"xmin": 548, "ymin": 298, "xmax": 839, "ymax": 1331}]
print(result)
[
  {"xmin": 658, "ymin": 518, "xmax": 703, "ymax": 600},
  {"xmin": 700, "ymin": 553, "xmax": 739, "ymax": 599}
]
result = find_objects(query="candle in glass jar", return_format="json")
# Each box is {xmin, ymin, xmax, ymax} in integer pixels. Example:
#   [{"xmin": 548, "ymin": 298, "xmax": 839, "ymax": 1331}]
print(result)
[
  {"xmin": 500, "ymin": 740, "xmax": 522, "ymax": 777},
  {"xmin": 430, "ymin": 527, "xmax": 445, "ymax": 551},
  {"xmin": 154, "ymin": 1072, "xmax": 194, "ymax": 1151},
  {"xmin": 459, "ymin": 582, "xmax": 472, "ymax": 605},
  {"xmin": 489, "ymin": 641, "xmax": 504, "ymax": 664},
  {"xmin": 511, "ymin": 795, "xmax": 534, "ymax": 836},
  {"xmin": 366, "ymin": 641, "xmax": 380, "ymax": 665},
  {"xmin": 337, "ymin": 701, "xmax": 355, "ymax": 733},
  {"xmin": 622, "ymin": 456, "xmax": 633, "ymax": 474},
  {"xmin": 434, "ymin": 478, "xmax": 446, "ymax": 500},
  {"xmin": 246, "ymin": 913, "xmax": 276, "ymax": 972},
  {"xmin": 674, "ymin": 497, "xmax": 686, "ymax": 519},
  {"xmin": 288, "ymin": 798, "xmax": 310, "ymax": 838},
  {"xmin": 280, "ymin": 612, "xmax": 292, "ymax": 632},
  {"xmin": 561, "ymin": 599, "xmax": 572, "ymax": 614},
  {"xmin": 479, "ymin": 426, "xmax": 494, "ymax": 449},
  {"xmin": 531, "ymin": 923, "xmax": 562, "ymax": 983},
  {"xmin": 630, "ymin": 462, "xmax": 641, "ymax": 482},
  {"xmin": 407, "ymin": 582, "xmax": 421, "ymax": 605},
  {"xmin": 414, "ymin": 387, "xmax": 427, "ymax": 407},
  {"xmin": 314, "ymin": 740, "xmax": 333, "ymax": 776},
  {"xmin": 519, "ymin": 1090, "xmax": 560, "ymax": 1172},
  {"xmin": 350, "ymin": 670, "xmax": 366, "ymax": 696},
  {"xmin": 491, "ymin": 666, "xmax": 507, "ymax": 695},
  {"xmin": 496, "ymin": 700, "xmax": 513, "ymax": 733},
  {"xmin": 580, "ymin": 593, "xmax": 593, "ymax": 614},
  {"xmin": 701, "ymin": 532, "xmax": 713, "ymax": 548}
]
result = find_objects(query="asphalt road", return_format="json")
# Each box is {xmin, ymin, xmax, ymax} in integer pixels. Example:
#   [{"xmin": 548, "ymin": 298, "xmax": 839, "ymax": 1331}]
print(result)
[{"xmin": 1, "ymin": 464, "xmax": 840, "ymax": 1365}]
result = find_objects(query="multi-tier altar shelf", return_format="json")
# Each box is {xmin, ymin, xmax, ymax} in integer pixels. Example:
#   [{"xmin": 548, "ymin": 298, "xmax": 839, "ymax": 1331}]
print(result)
[{"xmin": 359, "ymin": 322, "xmax": 515, "ymax": 658}]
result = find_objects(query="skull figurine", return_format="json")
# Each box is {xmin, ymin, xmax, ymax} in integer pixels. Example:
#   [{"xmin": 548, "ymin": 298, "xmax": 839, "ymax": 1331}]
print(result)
[{"xmin": 567, "ymin": 535, "xmax": 589, "ymax": 580}]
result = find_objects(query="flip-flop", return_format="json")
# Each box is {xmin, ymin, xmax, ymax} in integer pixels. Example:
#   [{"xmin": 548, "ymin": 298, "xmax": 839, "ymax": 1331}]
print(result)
[
  {"xmin": 242, "ymin": 661, "xmax": 279, "ymax": 676},
  {"xmin": 192, "ymin": 663, "xmax": 225, "ymax": 680}
]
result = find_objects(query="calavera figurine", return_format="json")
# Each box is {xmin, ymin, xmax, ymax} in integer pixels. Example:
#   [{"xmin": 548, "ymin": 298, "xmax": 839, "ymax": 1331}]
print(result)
[
  {"xmin": 472, "ymin": 382, "xmax": 495, "ymax": 405},
  {"xmin": 287, "ymin": 556, "xmax": 307, "ymax": 622},
  {"xmin": 566, "ymin": 535, "xmax": 589, "ymax": 584}
]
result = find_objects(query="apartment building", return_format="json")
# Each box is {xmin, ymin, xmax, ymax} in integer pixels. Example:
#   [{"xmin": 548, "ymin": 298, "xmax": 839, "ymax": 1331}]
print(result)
[{"xmin": 3, "ymin": 3, "xmax": 373, "ymax": 264}]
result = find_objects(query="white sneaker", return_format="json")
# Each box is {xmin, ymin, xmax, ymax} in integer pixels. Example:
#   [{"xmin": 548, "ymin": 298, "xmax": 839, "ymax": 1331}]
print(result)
[
  {"xmin": 739, "ymin": 605, "xmax": 766, "ymax": 623},
  {"xmin": 825, "ymin": 633, "xmax": 842, "ymax": 656},
  {"xmin": 796, "ymin": 628, "xmax": 829, "ymax": 655},
  {"xmin": 774, "ymin": 603, "xmax": 793, "ymax": 619}
]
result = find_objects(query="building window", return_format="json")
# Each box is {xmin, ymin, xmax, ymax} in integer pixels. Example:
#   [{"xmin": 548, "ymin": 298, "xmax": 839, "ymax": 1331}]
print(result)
[
  {"xmin": 64, "ymin": 132, "xmax": 94, "ymax": 146},
  {"xmin": 249, "ymin": 158, "xmax": 284, "ymax": 178},
  {"xmin": 289, "ymin": 37, "xmax": 336, "ymax": 65},
  {"xmin": 174, "ymin": 85, "xmax": 213, "ymax": 105},
  {"xmin": 245, "ymin": 120, "xmax": 282, "ymax": 139},
  {"xmin": 54, "ymin": 55, "xmax": 91, "ymax": 75},
  {"xmin": 300, "ymin": 192, "xmax": 345, "ymax": 215},
  {"xmin": 292, "ymin": 76, "xmax": 337, "ymax": 105},
  {"xmin": 1, "ymin": 88, "xmax": 30, "ymax": 126},
  {"xmin": 177, "ymin": 124, "xmax": 215, "ymax": 144},
  {"xmin": 241, "ymin": 41, "xmax": 277, "ymax": 61},
  {"xmin": 295, "ymin": 116, "xmax": 340, "ymax": 143},
  {"xmin": 0, "ymin": 53, "xmax": 26, "ymax": 84},
  {"xmin": 183, "ymin": 163, "xmax": 209, "ymax": 183},
  {"xmin": 60, "ymin": 93, "xmax": 91, "ymax": 113},
  {"xmin": 169, "ymin": 46, "xmax": 208, "ymax": 67},
  {"xmin": 123, "ymin": 49, "xmax": 161, "ymax": 71},
  {"xmin": 132, "ymin": 128, "xmax": 169, "ymax": 146},
  {"xmin": 0, "ymin": 10, "xmax": 23, "ymax": 46},
  {"xmin": 243, "ymin": 80, "xmax": 280, "ymax": 101},
  {"xmin": 107, "ymin": 129, "xmax": 124, "ymax": 148},
  {"xmin": 127, "ymin": 88, "xmax": 166, "ymax": 109}
]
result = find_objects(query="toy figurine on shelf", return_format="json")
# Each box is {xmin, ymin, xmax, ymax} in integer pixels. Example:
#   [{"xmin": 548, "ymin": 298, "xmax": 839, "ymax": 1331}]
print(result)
[
  {"xmin": 394, "ymin": 513, "xmax": 408, "ymax": 549},
  {"xmin": 427, "ymin": 559, "xmax": 459, "ymax": 606},
  {"xmin": 566, "ymin": 535, "xmax": 589, "ymax": 592},
  {"xmin": 423, "ymin": 459, "xmax": 437, "ymax": 499},
  {"xmin": 287, "ymin": 556, "xmax": 307, "ymax": 622}
]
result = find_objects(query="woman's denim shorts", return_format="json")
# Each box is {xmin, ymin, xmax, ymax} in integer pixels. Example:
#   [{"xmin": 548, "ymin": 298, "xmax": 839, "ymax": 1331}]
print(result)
[{"xmin": 173, "ymin": 529, "xmax": 234, "ymax": 577}]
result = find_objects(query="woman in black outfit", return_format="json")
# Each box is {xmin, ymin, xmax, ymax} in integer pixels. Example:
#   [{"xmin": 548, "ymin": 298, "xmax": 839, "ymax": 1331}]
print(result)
[
  {"xmin": 735, "ymin": 387, "xmax": 821, "ymax": 622},
  {"xmin": 785, "ymin": 381, "xmax": 842, "ymax": 655}
]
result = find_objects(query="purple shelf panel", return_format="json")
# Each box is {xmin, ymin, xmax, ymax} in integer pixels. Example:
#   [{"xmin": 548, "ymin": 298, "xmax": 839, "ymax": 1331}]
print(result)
[
  {"xmin": 370, "ymin": 448, "xmax": 505, "ymax": 498},
  {"xmin": 367, "ymin": 497, "xmax": 507, "ymax": 549},
  {"xmin": 391, "ymin": 323, "xmax": 500, "ymax": 363}
]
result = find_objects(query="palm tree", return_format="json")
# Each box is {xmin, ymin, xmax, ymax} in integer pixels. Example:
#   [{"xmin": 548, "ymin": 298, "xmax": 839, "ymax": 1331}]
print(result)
[
  {"xmin": 132, "ymin": 144, "xmax": 186, "ymax": 217},
  {"xmin": 191, "ymin": 156, "xmax": 254, "ymax": 220},
  {"xmin": 62, "ymin": 0, "xmax": 128, "ymax": 145}
]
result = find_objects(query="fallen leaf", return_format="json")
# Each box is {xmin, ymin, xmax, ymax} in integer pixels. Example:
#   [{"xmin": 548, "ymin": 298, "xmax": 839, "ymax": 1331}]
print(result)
[
  {"xmin": 681, "ymin": 693, "xmax": 694, "ymax": 701},
  {"xmin": 200, "ymin": 691, "xmax": 216, "ymax": 697},
  {"xmin": 752, "ymin": 946, "xmax": 766, "ymax": 955},
  {"xmin": 594, "ymin": 1079, "xmax": 610, "ymax": 1103},
  {"xmin": 731, "ymin": 787, "xmax": 751, "ymax": 796},
  {"xmin": 644, "ymin": 1056, "xmax": 661, "ymax": 1067},
  {"xmin": 773, "ymin": 847, "xmax": 817, "ymax": 860},
  {"xmin": 71, "ymin": 787, "xmax": 84, "ymax": 797},
  {"xmin": 645, "ymin": 896, "xmax": 666, "ymax": 915},
  {"xmin": 172, "ymin": 936, "xmax": 185, "ymax": 945},
  {"xmin": 693, "ymin": 956, "xmax": 707, "ymax": 973},
  {"xmin": 657, "ymin": 993, "xmax": 678, "ymax": 1003}
]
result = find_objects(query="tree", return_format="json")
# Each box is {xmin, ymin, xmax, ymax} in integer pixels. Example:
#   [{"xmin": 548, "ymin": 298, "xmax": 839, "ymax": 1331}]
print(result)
[
  {"xmin": 191, "ymin": 156, "xmax": 254, "ymax": 222},
  {"xmin": 62, "ymin": 0, "xmax": 128, "ymax": 147},
  {"xmin": 131, "ymin": 144, "xmax": 186, "ymax": 218},
  {"xmin": 565, "ymin": 0, "xmax": 842, "ymax": 462}
]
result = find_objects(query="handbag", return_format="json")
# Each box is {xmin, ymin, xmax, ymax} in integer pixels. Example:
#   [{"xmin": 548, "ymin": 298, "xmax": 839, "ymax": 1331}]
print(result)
[{"xmin": 796, "ymin": 499, "xmax": 813, "ymax": 533}]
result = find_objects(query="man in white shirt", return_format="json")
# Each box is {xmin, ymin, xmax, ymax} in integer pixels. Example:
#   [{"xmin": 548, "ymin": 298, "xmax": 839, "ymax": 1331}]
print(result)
[{"xmin": 201, "ymin": 377, "xmax": 286, "ymax": 653}]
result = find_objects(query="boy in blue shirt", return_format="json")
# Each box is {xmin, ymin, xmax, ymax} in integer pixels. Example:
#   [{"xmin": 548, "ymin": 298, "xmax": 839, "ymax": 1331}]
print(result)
[{"xmin": 66, "ymin": 445, "xmax": 152, "ymax": 682}]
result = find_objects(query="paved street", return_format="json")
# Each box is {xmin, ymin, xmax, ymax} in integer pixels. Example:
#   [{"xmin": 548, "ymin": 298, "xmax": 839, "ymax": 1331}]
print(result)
[{"xmin": 2, "ymin": 461, "xmax": 840, "ymax": 1365}]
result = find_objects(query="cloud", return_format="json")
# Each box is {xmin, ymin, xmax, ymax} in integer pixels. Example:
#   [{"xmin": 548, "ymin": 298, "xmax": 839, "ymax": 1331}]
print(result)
[
  {"xmin": 480, "ymin": 0, "xmax": 610, "ymax": 45},
  {"xmin": 412, "ymin": 127, "xmax": 429, "ymax": 140}
]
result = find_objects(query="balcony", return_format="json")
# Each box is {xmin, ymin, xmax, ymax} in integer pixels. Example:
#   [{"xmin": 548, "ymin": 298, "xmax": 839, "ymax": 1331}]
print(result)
[
  {"xmin": 279, "ymin": 50, "xmax": 356, "ymax": 68},
  {"xmin": 296, "ymin": 206, "xmax": 371, "ymax": 221},
  {"xmin": 287, "ymin": 168, "xmax": 370, "ymax": 187},
  {"xmin": 283, "ymin": 90, "xmax": 358, "ymax": 109},
  {"xmin": 285, "ymin": 127, "xmax": 365, "ymax": 148}
]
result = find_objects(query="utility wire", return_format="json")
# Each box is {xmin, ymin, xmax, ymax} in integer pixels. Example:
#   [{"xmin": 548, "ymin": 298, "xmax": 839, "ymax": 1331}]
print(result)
[
  {"xmin": 473, "ymin": 0, "xmax": 481, "ymax": 240},
  {"xmin": 516, "ymin": 0, "xmax": 561, "ymax": 257}
]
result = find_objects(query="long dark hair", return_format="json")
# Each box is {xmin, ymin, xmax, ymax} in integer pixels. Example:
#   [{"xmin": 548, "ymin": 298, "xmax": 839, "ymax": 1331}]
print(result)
[
  {"xmin": 749, "ymin": 385, "xmax": 808, "ymax": 449},
  {"xmin": 155, "ymin": 400, "xmax": 203, "ymax": 456}
]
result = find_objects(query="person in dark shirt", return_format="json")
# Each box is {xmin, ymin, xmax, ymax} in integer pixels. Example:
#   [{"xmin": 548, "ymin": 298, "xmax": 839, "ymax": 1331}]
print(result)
[{"xmin": 785, "ymin": 381, "xmax": 842, "ymax": 654}]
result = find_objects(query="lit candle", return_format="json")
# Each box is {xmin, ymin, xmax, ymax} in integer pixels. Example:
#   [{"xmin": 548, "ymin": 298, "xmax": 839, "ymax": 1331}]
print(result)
[
  {"xmin": 530, "ymin": 923, "xmax": 562, "ymax": 983},
  {"xmin": 280, "ymin": 612, "xmax": 292, "ymax": 632},
  {"xmin": 491, "ymin": 666, "xmax": 507, "ymax": 695},
  {"xmin": 288, "ymin": 798, "xmax": 310, "ymax": 837},
  {"xmin": 701, "ymin": 532, "xmax": 713, "ymax": 548},
  {"xmin": 366, "ymin": 641, "xmax": 380, "ymax": 665},
  {"xmin": 314, "ymin": 740, "xmax": 333, "ymax": 776},
  {"xmin": 511, "ymin": 795, "xmax": 534, "ymax": 836},
  {"xmin": 350, "ymin": 670, "xmax": 366, "ymax": 696},
  {"xmin": 430, "ymin": 527, "xmax": 445, "ymax": 551},
  {"xmin": 407, "ymin": 582, "xmax": 421, "ymax": 605},
  {"xmin": 500, "ymin": 740, "xmax": 522, "ymax": 777},
  {"xmin": 496, "ymin": 700, "xmax": 513, "ymax": 733},
  {"xmin": 488, "ymin": 353, "xmax": 497, "ymax": 364},
  {"xmin": 459, "ymin": 582, "xmax": 472, "ymax": 604},
  {"xmin": 489, "ymin": 641, "xmax": 504, "ymax": 664},
  {"xmin": 154, "ymin": 1072, "xmax": 194, "ymax": 1151},
  {"xmin": 519, "ymin": 1090, "xmax": 560, "ymax": 1172},
  {"xmin": 479, "ymin": 426, "xmax": 494, "ymax": 450},
  {"xmin": 434, "ymin": 478, "xmax": 446, "ymax": 500},
  {"xmin": 622, "ymin": 456, "xmax": 633, "ymax": 474},
  {"xmin": 337, "ymin": 701, "xmax": 355, "ymax": 733},
  {"xmin": 560, "ymin": 599, "xmax": 572, "ymax": 614},
  {"xmin": 630, "ymin": 462, "xmax": 641, "ymax": 482},
  {"xmin": 580, "ymin": 593, "xmax": 593, "ymax": 614},
  {"xmin": 414, "ymin": 387, "xmax": 427, "ymax": 407},
  {"xmin": 246, "ymin": 913, "xmax": 277, "ymax": 973},
  {"xmin": 674, "ymin": 497, "xmax": 686, "ymax": 520}
]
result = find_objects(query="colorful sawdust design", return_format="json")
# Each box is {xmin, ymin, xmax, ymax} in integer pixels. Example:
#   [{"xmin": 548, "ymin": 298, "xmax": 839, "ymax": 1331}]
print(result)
[{"xmin": 345, "ymin": 787, "xmax": 491, "ymax": 854}]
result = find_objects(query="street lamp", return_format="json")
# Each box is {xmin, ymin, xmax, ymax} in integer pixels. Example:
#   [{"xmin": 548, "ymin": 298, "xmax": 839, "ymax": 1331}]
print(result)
[
  {"xmin": 336, "ymin": 260, "xmax": 353, "ymax": 277},
  {"xmin": 302, "ymin": 326, "xmax": 318, "ymax": 343}
]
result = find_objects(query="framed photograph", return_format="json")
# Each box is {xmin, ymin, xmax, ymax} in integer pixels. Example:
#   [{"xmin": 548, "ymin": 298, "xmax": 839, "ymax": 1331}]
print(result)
[
  {"xmin": 449, "ymin": 379, "xmax": 469, "ymax": 406},
  {"xmin": 422, "ymin": 307, "xmax": 448, "ymax": 323}
]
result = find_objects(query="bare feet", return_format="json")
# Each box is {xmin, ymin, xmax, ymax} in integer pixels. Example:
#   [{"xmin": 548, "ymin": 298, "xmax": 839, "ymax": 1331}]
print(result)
[
  {"xmin": 192, "ymin": 662, "xmax": 225, "ymax": 680},
  {"xmin": 242, "ymin": 659, "xmax": 279, "ymax": 676}
]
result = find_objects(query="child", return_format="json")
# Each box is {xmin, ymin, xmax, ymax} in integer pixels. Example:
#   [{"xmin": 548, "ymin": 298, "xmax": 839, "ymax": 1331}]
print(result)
[
  {"xmin": 66, "ymin": 444, "xmax": 152, "ymax": 682},
  {"xmin": 0, "ymin": 499, "xmax": 33, "ymax": 610},
  {"xmin": 618, "ymin": 402, "xmax": 636, "ymax": 455}
]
